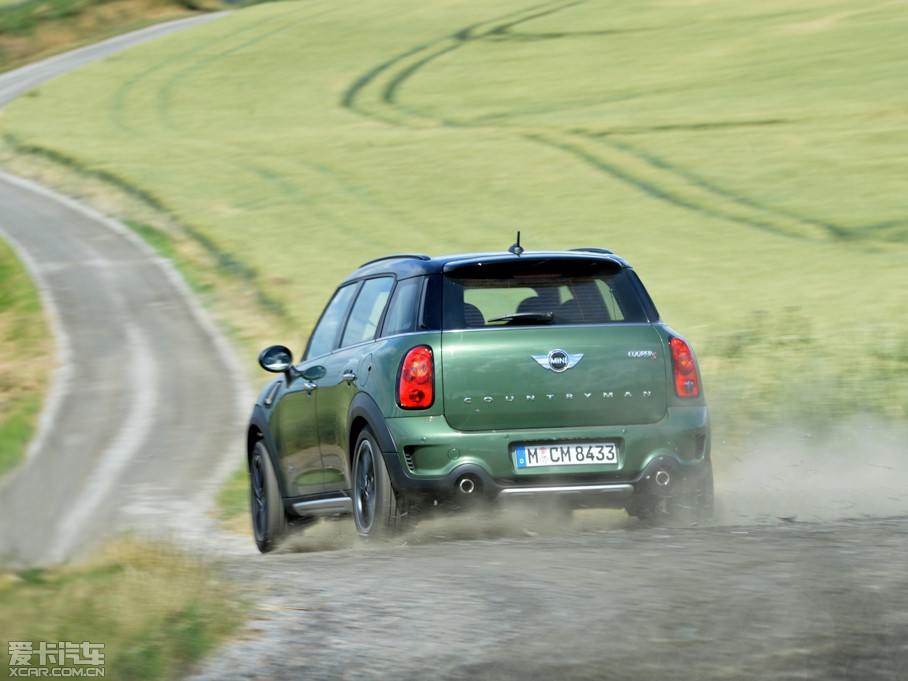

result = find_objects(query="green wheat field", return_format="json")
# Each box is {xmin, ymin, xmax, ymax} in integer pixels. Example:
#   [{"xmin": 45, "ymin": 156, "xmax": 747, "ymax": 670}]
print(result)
[{"xmin": 2, "ymin": 0, "xmax": 906, "ymax": 430}]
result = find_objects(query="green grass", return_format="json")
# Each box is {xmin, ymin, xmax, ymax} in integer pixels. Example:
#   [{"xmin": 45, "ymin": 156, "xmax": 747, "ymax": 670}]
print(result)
[
  {"xmin": 1, "ymin": 0, "xmax": 906, "ymax": 519},
  {"xmin": 0, "ymin": 239, "xmax": 51, "ymax": 478},
  {"xmin": 0, "ymin": 538, "xmax": 243, "ymax": 680},
  {"xmin": 216, "ymin": 464, "xmax": 251, "ymax": 534},
  {"xmin": 0, "ymin": 395, "xmax": 41, "ymax": 476}
]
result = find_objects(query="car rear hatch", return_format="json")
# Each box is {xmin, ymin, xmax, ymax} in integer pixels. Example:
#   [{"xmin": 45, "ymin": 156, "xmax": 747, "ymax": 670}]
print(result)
[{"xmin": 439, "ymin": 256, "xmax": 669, "ymax": 432}]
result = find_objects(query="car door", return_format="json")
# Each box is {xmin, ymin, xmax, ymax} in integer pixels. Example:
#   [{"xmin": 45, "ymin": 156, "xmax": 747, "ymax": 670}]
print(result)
[
  {"xmin": 317, "ymin": 276, "xmax": 395, "ymax": 494},
  {"xmin": 275, "ymin": 283, "xmax": 358, "ymax": 497}
]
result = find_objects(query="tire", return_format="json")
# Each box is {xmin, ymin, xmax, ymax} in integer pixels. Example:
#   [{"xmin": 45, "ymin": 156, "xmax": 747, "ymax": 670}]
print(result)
[
  {"xmin": 352, "ymin": 426, "xmax": 413, "ymax": 538},
  {"xmin": 250, "ymin": 440, "xmax": 288, "ymax": 553},
  {"xmin": 628, "ymin": 466, "xmax": 714, "ymax": 527}
]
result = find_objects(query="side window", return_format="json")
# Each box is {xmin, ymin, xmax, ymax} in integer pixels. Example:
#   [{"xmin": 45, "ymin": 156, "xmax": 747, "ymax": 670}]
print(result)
[
  {"xmin": 341, "ymin": 277, "xmax": 394, "ymax": 348},
  {"xmin": 381, "ymin": 277, "xmax": 422, "ymax": 337},
  {"xmin": 306, "ymin": 284, "xmax": 358, "ymax": 359}
]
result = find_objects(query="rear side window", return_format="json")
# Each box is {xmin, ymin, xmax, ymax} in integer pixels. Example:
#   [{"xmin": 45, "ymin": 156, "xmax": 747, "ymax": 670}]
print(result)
[
  {"xmin": 307, "ymin": 284, "xmax": 358, "ymax": 358},
  {"xmin": 443, "ymin": 259, "xmax": 649, "ymax": 330},
  {"xmin": 381, "ymin": 277, "xmax": 422, "ymax": 337},
  {"xmin": 341, "ymin": 277, "xmax": 394, "ymax": 347}
]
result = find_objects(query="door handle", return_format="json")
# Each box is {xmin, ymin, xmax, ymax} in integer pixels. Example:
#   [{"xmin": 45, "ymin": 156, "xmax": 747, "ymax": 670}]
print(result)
[
  {"xmin": 342, "ymin": 370, "xmax": 356, "ymax": 384},
  {"xmin": 303, "ymin": 382, "xmax": 318, "ymax": 393}
]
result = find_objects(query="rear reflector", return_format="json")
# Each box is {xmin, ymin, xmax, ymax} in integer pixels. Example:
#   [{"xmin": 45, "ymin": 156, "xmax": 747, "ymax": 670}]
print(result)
[
  {"xmin": 398, "ymin": 345, "xmax": 434, "ymax": 409},
  {"xmin": 670, "ymin": 337, "xmax": 700, "ymax": 398}
]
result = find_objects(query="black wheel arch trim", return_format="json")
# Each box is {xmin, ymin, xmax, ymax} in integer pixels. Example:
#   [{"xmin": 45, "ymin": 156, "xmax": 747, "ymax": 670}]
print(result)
[
  {"xmin": 346, "ymin": 392, "xmax": 397, "ymax": 458},
  {"xmin": 248, "ymin": 404, "xmax": 291, "ymax": 498}
]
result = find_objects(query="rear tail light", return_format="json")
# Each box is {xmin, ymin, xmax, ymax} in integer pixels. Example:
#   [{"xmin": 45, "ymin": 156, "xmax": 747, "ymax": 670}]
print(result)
[
  {"xmin": 398, "ymin": 345, "xmax": 434, "ymax": 409},
  {"xmin": 670, "ymin": 337, "xmax": 700, "ymax": 398}
]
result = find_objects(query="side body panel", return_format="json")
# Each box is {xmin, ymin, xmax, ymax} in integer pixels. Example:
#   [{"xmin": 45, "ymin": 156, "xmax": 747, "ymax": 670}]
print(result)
[
  {"xmin": 316, "ymin": 344, "xmax": 369, "ymax": 493},
  {"xmin": 272, "ymin": 376, "xmax": 324, "ymax": 497}
]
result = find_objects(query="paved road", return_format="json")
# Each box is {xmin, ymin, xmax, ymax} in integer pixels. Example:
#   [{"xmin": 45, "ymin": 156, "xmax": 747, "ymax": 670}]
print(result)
[{"xmin": 0, "ymin": 13, "xmax": 247, "ymax": 566}]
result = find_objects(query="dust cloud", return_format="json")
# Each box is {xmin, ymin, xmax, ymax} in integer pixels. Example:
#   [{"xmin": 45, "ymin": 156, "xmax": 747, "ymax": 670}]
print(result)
[
  {"xmin": 270, "ymin": 416, "xmax": 907, "ymax": 554},
  {"xmin": 715, "ymin": 416, "xmax": 908, "ymax": 525}
]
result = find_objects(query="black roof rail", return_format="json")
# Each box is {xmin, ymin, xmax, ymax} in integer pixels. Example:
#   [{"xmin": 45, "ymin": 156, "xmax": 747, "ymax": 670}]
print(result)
[
  {"xmin": 359, "ymin": 253, "xmax": 431, "ymax": 268},
  {"xmin": 570, "ymin": 247, "xmax": 614, "ymax": 255}
]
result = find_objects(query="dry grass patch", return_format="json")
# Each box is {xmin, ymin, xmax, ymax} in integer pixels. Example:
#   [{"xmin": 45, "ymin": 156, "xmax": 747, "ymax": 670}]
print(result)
[{"xmin": 0, "ymin": 536, "xmax": 245, "ymax": 680}]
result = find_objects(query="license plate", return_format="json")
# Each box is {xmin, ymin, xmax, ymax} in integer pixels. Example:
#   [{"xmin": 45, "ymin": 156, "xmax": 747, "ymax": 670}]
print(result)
[{"xmin": 515, "ymin": 442, "xmax": 618, "ymax": 469}]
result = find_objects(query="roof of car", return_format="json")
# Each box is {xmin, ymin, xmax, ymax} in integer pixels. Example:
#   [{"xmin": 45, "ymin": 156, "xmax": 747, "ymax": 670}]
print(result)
[{"xmin": 346, "ymin": 249, "xmax": 631, "ymax": 282}]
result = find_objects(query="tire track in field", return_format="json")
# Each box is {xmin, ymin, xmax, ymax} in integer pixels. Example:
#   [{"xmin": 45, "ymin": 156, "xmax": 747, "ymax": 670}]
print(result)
[
  {"xmin": 110, "ymin": 13, "xmax": 283, "ymax": 138},
  {"xmin": 145, "ymin": 1, "xmax": 410, "ymax": 250},
  {"xmin": 340, "ymin": 0, "xmax": 872, "ymax": 244},
  {"xmin": 342, "ymin": 0, "xmax": 582, "ymax": 128},
  {"xmin": 588, "ymin": 134, "xmax": 859, "ymax": 239},
  {"xmin": 103, "ymin": 5, "xmax": 389, "ymax": 264},
  {"xmin": 154, "ymin": 4, "xmax": 340, "ymax": 132},
  {"xmin": 242, "ymin": 163, "xmax": 391, "ymax": 253},
  {"xmin": 530, "ymin": 131, "xmax": 832, "ymax": 241}
]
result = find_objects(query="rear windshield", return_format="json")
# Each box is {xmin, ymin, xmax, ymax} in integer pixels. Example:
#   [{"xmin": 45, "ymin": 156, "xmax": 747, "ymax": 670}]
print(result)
[{"xmin": 442, "ymin": 259, "xmax": 649, "ymax": 330}]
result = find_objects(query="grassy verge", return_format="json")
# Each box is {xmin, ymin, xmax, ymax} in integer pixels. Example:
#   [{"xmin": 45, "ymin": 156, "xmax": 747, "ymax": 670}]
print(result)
[
  {"xmin": 217, "ymin": 465, "xmax": 251, "ymax": 534},
  {"xmin": 0, "ymin": 538, "xmax": 243, "ymax": 680},
  {"xmin": 0, "ymin": 238, "xmax": 52, "ymax": 478}
]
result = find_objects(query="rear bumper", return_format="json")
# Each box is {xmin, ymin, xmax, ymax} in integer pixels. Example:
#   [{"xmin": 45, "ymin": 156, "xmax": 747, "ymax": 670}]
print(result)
[
  {"xmin": 382, "ymin": 407, "xmax": 710, "ymax": 507},
  {"xmin": 385, "ymin": 453, "xmax": 710, "ymax": 508}
]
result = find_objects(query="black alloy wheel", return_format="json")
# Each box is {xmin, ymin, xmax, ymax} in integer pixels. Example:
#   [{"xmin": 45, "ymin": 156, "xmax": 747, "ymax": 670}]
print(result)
[
  {"xmin": 250, "ymin": 440, "xmax": 287, "ymax": 553},
  {"xmin": 352, "ymin": 426, "xmax": 412, "ymax": 538}
]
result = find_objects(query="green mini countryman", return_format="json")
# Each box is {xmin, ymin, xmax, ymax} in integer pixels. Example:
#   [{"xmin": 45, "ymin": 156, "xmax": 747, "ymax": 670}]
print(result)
[{"xmin": 248, "ymin": 245, "xmax": 712, "ymax": 552}]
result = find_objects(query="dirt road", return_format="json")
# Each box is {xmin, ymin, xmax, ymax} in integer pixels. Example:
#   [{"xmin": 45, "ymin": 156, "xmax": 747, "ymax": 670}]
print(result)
[
  {"xmin": 0, "ymin": 12, "xmax": 243, "ymax": 566},
  {"xmin": 188, "ymin": 419, "xmax": 908, "ymax": 680},
  {"xmin": 186, "ymin": 512, "xmax": 908, "ymax": 681}
]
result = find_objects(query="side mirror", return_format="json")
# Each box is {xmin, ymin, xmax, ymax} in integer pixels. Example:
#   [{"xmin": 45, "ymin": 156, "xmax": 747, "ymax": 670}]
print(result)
[{"xmin": 258, "ymin": 345, "xmax": 293, "ymax": 373}]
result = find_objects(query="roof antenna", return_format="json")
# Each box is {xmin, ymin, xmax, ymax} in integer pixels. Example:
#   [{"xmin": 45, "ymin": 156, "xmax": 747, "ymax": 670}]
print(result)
[{"xmin": 508, "ymin": 231, "xmax": 524, "ymax": 256}]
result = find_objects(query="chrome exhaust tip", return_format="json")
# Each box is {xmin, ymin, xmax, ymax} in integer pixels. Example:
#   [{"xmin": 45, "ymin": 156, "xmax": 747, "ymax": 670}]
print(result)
[
  {"xmin": 654, "ymin": 469, "xmax": 671, "ymax": 487},
  {"xmin": 457, "ymin": 476, "xmax": 476, "ymax": 495}
]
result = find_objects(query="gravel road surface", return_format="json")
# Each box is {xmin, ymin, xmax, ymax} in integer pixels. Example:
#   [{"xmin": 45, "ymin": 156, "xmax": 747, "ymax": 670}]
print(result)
[
  {"xmin": 184, "ymin": 420, "xmax": 908, "ymax": 681},
  {"xmin": 187, "ymin": 513, "xmax": 908, "ymax": 681}
]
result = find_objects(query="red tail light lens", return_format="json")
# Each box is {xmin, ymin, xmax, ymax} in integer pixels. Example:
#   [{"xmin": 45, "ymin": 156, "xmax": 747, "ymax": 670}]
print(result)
[
  {"xmin": 670, "ymin": 337, "xmax": 700, "ymax": 398},
  {"xmin": 398, "ymin": 345, "xmax": 434, "ymax": 409}
]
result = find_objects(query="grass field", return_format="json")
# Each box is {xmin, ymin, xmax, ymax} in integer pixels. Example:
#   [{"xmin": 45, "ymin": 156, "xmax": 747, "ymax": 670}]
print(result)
[
  {"xmin": 1, "ymin": 0, "xmax": 906, "ymax": 438},
  {"xmin": 0, "ymin": 238, "xmax": 52, "ymax": 478}
]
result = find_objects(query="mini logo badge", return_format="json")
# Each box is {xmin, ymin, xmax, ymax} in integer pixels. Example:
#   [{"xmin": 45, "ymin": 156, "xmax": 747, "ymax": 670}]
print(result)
[{"xmin": 533, "ymin": 349, "xmax": 583, "ymax": 372}]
